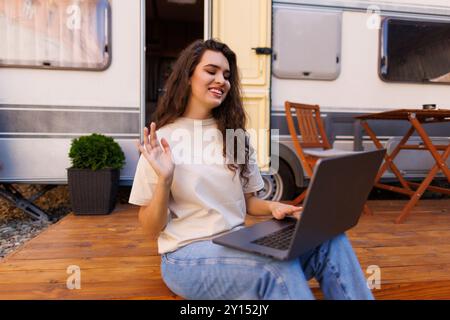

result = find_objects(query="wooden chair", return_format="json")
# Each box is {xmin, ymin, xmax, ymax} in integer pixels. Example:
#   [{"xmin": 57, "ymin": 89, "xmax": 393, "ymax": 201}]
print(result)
[{"xmin": 284, "ymin": 101, "xmax": 373, "ymax": 215}]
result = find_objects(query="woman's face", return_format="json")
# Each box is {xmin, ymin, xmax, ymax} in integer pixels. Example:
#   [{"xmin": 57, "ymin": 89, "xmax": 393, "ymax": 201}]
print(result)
[{"xmin": 188, "ymin": 50, "xmax": 231, "ymax": 112}]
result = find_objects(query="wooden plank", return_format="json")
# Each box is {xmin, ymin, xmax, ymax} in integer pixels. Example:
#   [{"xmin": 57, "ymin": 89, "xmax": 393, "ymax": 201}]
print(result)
[
  {"xmin": 371, "ymin": 281, "xmax": 450, "ymax": 300},
  {"xmin": 0, "ymin": 256, "xmax": 162, "ymax": 272},
  {"xmin": 0, "ymin": 281, "xmax": 179, "ymax": 300},
  {"xmin": 0, "ymin": 266, "xmax": 164, "ymax": 285},
  {"xmin": 354, "ymin": 246, "xmax": 450, "ymax": 267},
  {"xmin": 9, "ymin": 245, "xmax": 157, "ymax": 260}
]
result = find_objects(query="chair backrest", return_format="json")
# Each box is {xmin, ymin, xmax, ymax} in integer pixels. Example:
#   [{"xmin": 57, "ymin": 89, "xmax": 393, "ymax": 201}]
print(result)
[{"xmin": 285, "ymin": 101, "xmax": 332, "ymax": 150}]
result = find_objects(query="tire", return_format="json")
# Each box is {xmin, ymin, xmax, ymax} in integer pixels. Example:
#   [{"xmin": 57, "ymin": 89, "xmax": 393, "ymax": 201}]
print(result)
[{"xmin": 256, "ymin": 159, "xmax": 305, "ymax": 202}]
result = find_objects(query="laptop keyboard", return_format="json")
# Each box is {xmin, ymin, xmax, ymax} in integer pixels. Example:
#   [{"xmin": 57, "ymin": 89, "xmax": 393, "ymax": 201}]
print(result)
[{"xmin": 251, "ymin": 224, "xmax": 296, "ymax": 250}]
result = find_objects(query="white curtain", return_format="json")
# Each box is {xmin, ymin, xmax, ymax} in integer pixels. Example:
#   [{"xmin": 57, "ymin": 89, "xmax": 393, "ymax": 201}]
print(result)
[{"xmin": 0, "ymin": 0, "xmax": 110, "ymax": 68}]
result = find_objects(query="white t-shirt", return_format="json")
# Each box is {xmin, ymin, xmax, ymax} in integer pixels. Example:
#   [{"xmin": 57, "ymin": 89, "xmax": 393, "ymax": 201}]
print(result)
[{"xmin": 128, "ymin": 116, "xmax": 265, "ymax": 254}]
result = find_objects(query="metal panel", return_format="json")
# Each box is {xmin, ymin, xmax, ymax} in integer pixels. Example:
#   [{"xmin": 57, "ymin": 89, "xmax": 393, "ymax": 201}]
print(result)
[
  {"xmin": 273, "ymin": 6, "xmax": 342, "ymax": 80},
  {"xmin": 273, "ymin": 0, "xmax": 450, "ymax": 17},
  {"xmin": 0, "ymin": 106, "xmax": 139, "ymax": 134},
  {"xmin": 0, "ymin": 138, "xmax": 139, "ymax": 184},
  {"xmin": 386, "ymin": 137, "xmax": 450, "ymax": 174}
]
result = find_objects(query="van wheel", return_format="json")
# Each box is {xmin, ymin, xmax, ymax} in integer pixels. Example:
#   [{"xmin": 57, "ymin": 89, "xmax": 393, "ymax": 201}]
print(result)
[{"xmin": 256, "ymin": 159, "xmax": 304, "ymax": 202}]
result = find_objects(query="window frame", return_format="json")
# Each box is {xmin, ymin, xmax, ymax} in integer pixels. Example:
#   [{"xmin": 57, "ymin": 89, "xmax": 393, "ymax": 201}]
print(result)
[
  {"xmin": 0, "ymin": 0, "xmax": 112, "ymax": 72},
  {"xmin": 379, "ymin": 16, "xmax": 450, "ymax": 86}
]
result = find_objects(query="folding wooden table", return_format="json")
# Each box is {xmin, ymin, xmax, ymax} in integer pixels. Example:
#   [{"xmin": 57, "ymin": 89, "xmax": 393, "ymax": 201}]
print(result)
[{"xmin": 355, "ymin": 109, "xmax": 450, "ymax": 223}]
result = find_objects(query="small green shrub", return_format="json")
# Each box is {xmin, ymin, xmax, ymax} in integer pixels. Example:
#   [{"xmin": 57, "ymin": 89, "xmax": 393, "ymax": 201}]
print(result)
[{"xmin": 69, "ymin": 133, "xmax": 125, "ymax": 170}]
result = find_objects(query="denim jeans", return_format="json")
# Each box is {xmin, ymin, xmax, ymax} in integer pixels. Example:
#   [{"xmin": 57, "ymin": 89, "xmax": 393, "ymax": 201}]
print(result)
[{"xmin": 161, "ymin": 233, "xmax": 374, "ymax": 300}]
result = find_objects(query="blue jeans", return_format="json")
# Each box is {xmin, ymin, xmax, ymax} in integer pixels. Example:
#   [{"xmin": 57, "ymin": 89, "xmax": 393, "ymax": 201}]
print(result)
[{"xmin": 161, "ymin": 233, "xmax": 374, "ymax": 300}]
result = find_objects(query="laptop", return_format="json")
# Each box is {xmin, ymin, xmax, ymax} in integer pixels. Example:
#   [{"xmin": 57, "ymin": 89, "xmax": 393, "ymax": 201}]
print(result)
[{"xmin": 213, "ymin": 149, "xmax": 386, "ymax": 260}]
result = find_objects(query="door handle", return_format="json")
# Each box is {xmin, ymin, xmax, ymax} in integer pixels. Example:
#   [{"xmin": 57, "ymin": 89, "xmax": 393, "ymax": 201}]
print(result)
[{"xmin": 251, "ymin": 47, "xmax": 272, "ymax": 55}]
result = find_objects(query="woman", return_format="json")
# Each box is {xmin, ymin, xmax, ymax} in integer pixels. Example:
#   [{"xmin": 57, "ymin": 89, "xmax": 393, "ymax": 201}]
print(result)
[{"xmin": 129, "ymin": 39, "xmax": 373, "ymax": 300}]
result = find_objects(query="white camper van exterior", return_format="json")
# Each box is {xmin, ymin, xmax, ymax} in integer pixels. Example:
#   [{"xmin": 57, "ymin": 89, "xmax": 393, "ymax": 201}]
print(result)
[
  {"xmin": 0, "ymin": 0, "xmax": 449, "ymax": 202},
  {"xmin": 0, "ymin": 0, "xmax": 142, "ymax": 184},
  {"xmin": 267, "ymin": 0, "xmax": 450, "ymax": 199}
]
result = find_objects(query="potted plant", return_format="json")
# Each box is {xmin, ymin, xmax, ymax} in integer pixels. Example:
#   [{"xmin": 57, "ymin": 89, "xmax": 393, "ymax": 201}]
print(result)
[{"xmin": 67, "ymin": 133, "xmax": 126, "ymax": 215}]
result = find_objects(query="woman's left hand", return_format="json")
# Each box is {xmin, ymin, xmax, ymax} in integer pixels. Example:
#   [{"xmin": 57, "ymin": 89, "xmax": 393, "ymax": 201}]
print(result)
[{"xmin": 270, "ymin": 202, "xmax": 303, "ymax": 220}]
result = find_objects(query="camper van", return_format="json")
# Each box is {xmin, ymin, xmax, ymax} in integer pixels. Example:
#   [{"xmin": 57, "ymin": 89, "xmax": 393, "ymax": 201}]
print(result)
[{"xmin": 0, "ymin": 0, "xmax": 449, "ymax": 209}]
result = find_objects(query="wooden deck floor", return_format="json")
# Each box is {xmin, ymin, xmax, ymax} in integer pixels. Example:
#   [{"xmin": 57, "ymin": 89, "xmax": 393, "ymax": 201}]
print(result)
[{"xmin": 0, "ymin": 199, "xmax": 449, "ymax": 300}]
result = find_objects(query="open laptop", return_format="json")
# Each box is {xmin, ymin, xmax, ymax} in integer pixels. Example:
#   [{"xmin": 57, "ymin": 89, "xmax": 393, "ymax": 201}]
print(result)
[{"xmin": 213, "ymin": 149, "xmax": 386, "ymax": 260}]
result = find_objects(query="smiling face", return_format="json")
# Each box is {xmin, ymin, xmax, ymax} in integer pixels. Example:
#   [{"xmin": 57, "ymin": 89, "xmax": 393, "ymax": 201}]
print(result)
[{"xmin": 186, "ymin": 50, "xmax": 231, "ymax": 117}]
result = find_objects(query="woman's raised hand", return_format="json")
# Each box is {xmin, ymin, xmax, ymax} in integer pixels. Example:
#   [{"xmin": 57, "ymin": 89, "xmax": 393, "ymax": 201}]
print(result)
[{"xmin": 136, "ymin": 122, "xmax": 175, "ymax": 184}]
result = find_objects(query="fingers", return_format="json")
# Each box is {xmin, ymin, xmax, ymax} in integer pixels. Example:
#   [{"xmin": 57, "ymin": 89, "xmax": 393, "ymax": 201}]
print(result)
[
  {"xmin": 141, "ymin": 123, "xmax": 159, "ymax": 153},
  {"xmin": 272, "ymin": 210, "xmax": 287, "ymax": 220},
  {"xmin": 138, "ymin": 126, "xmax": 152, "ymax": 154},
  {"xmin": 292, "ymin": 211, "xmax": 301, "ymax": 220},
  {"xmin": 135, "ymin": 139, "xmax": 149, "ymax": 157},
  {"xmin": 143, "ymin": 126, "xmax": 150, "ymax": 148},
  {"xmin": 160, "ymin": 138, "xmax": 172, "ymax": 154},
  {"xmin": 135, "ymin": 139, "xmax": 142, "ymax": 152},
  {"xmin": 149, "ymin": 122, "xmax": 158, "ymax": 149},
  {"xmin": 139, "ymin": 123, "xmax": 167, "ymax": 155},
  {"xmin": 289, "ymin": 206, "xmax": 302, "ymax": 219},
  {"xmin": 273, "ymin": 205, "xmax": 302, "ymax": 220},
  {"xmin": 272, "ymin": 212, "xmax": 284, "ymax": 220}
]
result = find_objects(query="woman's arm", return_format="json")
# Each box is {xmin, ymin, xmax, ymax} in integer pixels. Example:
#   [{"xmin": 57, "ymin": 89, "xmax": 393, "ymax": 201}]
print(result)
[
  {"xmin": 244, "ymin": 192, "xmax": 274, "ymax": 216},
  {"xmin": 136, "ymin": 122, "xmax": 175, "ymax": 239},
  {"xmin": 138, "ymin": 178, "xmax": 172, "ymax": 239},
  {"xmin": 245, "ymin": 192, "xmax": 303, "ymax": 220}
]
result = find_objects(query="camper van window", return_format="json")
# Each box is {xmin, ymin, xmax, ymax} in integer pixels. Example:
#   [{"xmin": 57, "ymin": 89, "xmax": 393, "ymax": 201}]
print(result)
[
  {"xmin": 380, "ymin": 18, "xmax": 450, "ymax": 84},
  {"xmin": 272, "ymin": 7, "xmax": 342, "ymax": 81},
  {"xmin": 0, "ymin": 0, "xmax": 111, "ymax": 71}
]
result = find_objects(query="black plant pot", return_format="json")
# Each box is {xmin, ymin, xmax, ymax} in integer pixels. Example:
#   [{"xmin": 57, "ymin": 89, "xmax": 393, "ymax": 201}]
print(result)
[{"xmin": 68, "ymin": 168, "xmax": 120, "ymax": 215}]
